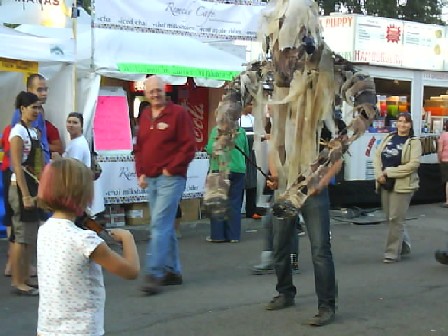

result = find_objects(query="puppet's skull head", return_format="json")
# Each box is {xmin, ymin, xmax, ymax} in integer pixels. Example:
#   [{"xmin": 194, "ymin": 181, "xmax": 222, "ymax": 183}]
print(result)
[{"xmin": 261, "ymin": 0, "xmax": 323, "ymax": 87}]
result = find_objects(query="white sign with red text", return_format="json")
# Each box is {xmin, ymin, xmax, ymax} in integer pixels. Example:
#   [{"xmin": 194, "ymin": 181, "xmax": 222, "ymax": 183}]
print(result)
[
  {"xmin": 343, "ymin": 133, "xmax": 388, "ymax": 181},
  {"xmin": 0, "ymin": 0, "xmax": 71, "ymax": 27},
  {"xmin": 93, "ymin": 0, "xmax": 266, "ymax": 41},
  {"xmin": 322, "ymin": 14, "xmax": 447, "ymax": 71},
  {"xmin": 354, "ymin": 16, "xmax": 404, "ymax": 67},
  {"xmin": 320, "ymin": 15, "xmax": 355, "ymax": 61}
]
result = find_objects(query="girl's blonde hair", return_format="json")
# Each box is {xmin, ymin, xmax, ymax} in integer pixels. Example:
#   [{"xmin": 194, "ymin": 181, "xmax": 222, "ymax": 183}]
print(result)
[{"xmin": 38, "ymin": 158, "xmax": 93, "ymax": 215}]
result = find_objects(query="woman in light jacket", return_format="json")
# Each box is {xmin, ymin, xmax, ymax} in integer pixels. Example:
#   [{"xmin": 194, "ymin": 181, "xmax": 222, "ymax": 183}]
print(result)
[{"xmin": 374, "ymin": 112, "xmax": 422, "ymax": 263}]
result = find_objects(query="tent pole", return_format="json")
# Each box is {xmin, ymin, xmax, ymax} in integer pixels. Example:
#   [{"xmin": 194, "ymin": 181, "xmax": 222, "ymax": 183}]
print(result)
[
  {"xmin": 90, "ymin": 0, "xmax": 95, "ymax": 73},
  {"xmin": 71, "ymin": 0, "xmax": 78, "ymax": 112}
]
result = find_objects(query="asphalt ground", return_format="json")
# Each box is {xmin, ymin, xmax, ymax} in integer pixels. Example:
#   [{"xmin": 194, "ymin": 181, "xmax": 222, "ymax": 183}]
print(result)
[{"xmin": 1, "ymin": 203, "xmax": 448, "ymax": 336}]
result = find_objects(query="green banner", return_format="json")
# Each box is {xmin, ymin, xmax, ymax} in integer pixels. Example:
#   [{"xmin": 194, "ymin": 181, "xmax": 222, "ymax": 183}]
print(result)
[{"xmin": 117, "ymin": 63, "xmax": 241, "ymax": 81}]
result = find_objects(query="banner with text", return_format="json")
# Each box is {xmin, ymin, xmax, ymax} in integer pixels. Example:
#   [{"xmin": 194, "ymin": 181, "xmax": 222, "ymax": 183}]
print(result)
[
  {"xmin": 320, "ymin": 15, "xmax": 355, "ymax": 62},
  {"xmin": 401, "ymin": 22, "xmax": 444, "ymax": 71},
  {"xmin": 0, "ymin": 0, "xmax": 71, "ymax": 27},
  {"xmin": 177, "ymin": 80, "xmax": 209, "ymax": 151},
  {"xmin": 93, "ymin": 0, "xmax": 266, "ymax": 41},
  {"xmin": 0, "ymin": 58, "xmax": 38, "ymax": 76},
  {"xmin": 118, "ymin": 64, "xmax": 240, "ymax": 81},
  {"xmin": 321, "ymin": 14, "xmax": 447, "ymax": 71},
  {"xmin": 98, "ymin": 152, "xmax": 209, "ymax": 204}
]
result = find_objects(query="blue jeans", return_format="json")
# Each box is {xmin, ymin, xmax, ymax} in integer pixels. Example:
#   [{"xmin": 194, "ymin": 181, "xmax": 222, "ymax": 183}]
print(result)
[
  {"xmin": 273, "ymin": 188, "xmax": 336, "ymax": 311},
  {"xmin": 145, "ymin": 175, "xmax": 186, "ymax": 278},
  {"xmin": 210, "ymin": 172, "xmax": 245, "ymax": 241},
  {"xmin": 263, "ymin": 207, "xmax": 299, "ymax": 255}
]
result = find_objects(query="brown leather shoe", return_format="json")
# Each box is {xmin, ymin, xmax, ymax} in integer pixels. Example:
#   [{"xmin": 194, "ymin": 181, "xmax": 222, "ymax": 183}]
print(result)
[
  {"xmin": 162, "ymin": 272, "xmax": 183, "ymax": 286},
  {"xmin": 141, "ymin": 275, "xmax": 162, "ymax": 295}
]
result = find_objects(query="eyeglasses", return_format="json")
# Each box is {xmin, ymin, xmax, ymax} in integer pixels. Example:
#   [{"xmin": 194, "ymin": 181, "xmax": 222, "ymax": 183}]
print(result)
[{"xmin": 37, "ymin": 87, "xmax": 48, "ymax": 93}]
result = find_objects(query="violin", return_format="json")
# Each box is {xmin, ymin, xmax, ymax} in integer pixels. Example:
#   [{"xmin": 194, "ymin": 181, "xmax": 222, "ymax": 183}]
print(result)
[
  {"xmin": 78, "ymin": 214, "xmax": 122, "ymax": 249},
  {"xmin": 82, "ymin": 216, "xmax": 106, "ymax": 234}
]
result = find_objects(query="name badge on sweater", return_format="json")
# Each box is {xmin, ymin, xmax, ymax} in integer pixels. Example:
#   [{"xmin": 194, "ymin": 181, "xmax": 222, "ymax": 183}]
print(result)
[{"xmin": 156, "ymin": 122, "xmax": 169, "ymax": 130}]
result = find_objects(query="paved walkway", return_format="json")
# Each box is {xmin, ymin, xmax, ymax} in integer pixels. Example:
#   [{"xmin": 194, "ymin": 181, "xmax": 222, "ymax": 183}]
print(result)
[{"xmin": 1, "ymin": 203, "xmax": 447, "ymax": 335}]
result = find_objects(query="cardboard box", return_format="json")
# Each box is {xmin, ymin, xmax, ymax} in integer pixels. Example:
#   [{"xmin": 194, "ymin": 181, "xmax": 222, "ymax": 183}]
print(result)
[
  {"xmin": 125, "ymin": 203, "xmax": 150, "ymax": 226},
  {"xmin": 107, "ymin": 214, "xmax": 126, "ymax": 227},
  {"xmin": 105, "ymin": 205, "xmax": 126, "ymax": 228},
  {"xmin": 180, "ymin": 199, "xmax": 201, "ymax": 222},
  {"xmin": 122, "ymin": 200, "xmax": 200, "ymax": 225}
]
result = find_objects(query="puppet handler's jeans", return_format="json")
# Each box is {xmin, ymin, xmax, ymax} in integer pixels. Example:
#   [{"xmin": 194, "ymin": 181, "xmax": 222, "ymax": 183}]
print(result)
[{"xmin": 273, "ymin": 189, "xmax": 336, "ymax": 312}]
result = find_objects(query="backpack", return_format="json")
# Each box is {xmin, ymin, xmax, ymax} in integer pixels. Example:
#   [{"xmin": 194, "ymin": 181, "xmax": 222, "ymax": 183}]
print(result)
[
  {"xmin": 90, "ymin": 137, "xmax": 102, "ymax": 180},
  {"xmin": 91, "ymin": 151, "xmax": 102, "ymax": 180}
]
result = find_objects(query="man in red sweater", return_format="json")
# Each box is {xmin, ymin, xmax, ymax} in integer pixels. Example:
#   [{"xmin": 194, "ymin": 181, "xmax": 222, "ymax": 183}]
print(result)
[
  {"xmin": 134, "ymin": 76, "xmax": 195, "ymax": 295},
  {"xmin": 1, "ymin": 125, "xmax": 13, "ymax": 276}
]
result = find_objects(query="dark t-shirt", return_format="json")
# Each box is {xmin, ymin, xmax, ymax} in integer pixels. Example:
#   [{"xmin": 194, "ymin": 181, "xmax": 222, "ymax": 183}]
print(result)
[{"xmin": 381, "ymin": 134, "xmax": 409, "ymax": 169}]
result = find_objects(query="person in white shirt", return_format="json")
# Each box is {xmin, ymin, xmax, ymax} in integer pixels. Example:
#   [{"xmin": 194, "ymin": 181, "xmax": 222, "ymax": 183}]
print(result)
[
  {"xmin": 62, "ymin": 112, "xmax": 106, "ymax": 219},
  {"xmin": 238, "ymin": 103, "xmax": 255, "ymax": 129},
  {"xmin": 37, "ymin": 158, "xmax": 140, "ymax": 336},
  {"xmin": 63, "ymin": 112, "xmax": 91, "ymax": 167}
]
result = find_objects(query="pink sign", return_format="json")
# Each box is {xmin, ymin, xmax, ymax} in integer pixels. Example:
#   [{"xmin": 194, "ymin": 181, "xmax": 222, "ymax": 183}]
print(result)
[{"xmin": 93, "ymin": 96, "xmax": 132, "ymax": 151}]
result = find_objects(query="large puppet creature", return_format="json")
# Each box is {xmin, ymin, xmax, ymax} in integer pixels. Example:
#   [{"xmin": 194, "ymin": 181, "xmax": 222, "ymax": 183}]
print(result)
[{"xmin": 203, "ymin": 0, "xmax": 377, "ymax": 218}]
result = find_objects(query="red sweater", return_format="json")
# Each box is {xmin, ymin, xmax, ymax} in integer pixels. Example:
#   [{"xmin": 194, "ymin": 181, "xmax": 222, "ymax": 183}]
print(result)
[
  {"xmin": 1, "ymin": 124, "xmax": 11, "ymax": 171},
  {"xmin": 134, "ymin": 102, "xmax": 196, "ymax": 177}
]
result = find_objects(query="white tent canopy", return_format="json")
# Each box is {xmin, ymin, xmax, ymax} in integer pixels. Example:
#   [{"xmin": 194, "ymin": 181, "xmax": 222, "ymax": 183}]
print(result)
[
  {"xmin": 16, "ymin": 24, "xmax": 245, "ymax": 85},
  {"xmin": 0, "ymin": 25, "xmax": 74, "ymax": 63},
  {"xmin": 0, "ymin": 25, "xmax": 74, "ymax": 136},
  {"xmin": 13, "ymin": 24, "xmax": 247, "ymax": 145},
  {"xmin": 15, "ymin": 24, "xmax": 246, "ymax": 141},
  {"xmin": 80, "ymin": 29, "xmax": 244, "ymax": 80}
]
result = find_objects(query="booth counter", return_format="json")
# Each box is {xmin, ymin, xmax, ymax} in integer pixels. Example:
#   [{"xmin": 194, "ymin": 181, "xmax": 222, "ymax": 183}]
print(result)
[
  {"xmin": 344, "ymin": 132, "xmax": 439, "ymax": 182},
  {"xmin": 332, "ymin": 132, "xmax": 442, "ymax": 207}
]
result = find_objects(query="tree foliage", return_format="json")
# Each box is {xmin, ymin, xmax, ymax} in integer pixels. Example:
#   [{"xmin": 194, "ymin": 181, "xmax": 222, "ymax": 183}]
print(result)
[{"xmin": 77, "ymin": 0, "xmax": 91, "ymax": 14}]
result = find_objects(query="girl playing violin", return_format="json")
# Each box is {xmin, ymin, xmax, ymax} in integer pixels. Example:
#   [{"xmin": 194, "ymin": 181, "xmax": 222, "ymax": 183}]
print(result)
[{"xmin": 36, "ymin": 158, "xmax": 140, "ymax": 336}]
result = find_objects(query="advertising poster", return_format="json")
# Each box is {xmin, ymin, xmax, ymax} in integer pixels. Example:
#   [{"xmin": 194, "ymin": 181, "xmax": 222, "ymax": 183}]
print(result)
[
  {"xmin": 93, "ymin": 96, "xmax": 133, "ymax": 151},
  {"xmin": 320, "ymin": 15, "xmax": 355, "ymax": 61},
  {"xmin": 402, "ymin": 22, "xmax": 444, "ymax": 70},
  {"xmin": 177, "ymin": 81, "xmax": 209, "ymax": 151},
  {"xmin": 354, "ymin": 16, "xmax": 404, "ymax": 67}
]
